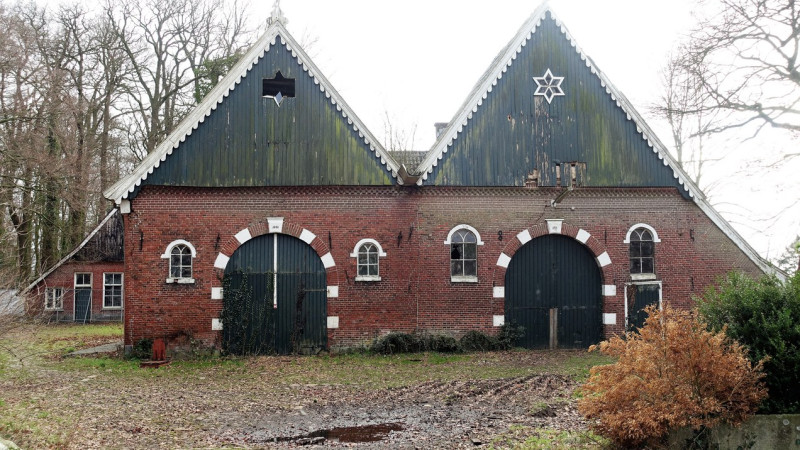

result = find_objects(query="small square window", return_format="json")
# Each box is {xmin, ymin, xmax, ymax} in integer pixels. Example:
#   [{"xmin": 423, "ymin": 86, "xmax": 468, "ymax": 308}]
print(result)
[
  {"xmin": 75, "ymin": 273, "xmax": 91, "ymax": 287},
  {"xmin": 262, "ymin": 71, "xmax": 295, "ymax": 106}
]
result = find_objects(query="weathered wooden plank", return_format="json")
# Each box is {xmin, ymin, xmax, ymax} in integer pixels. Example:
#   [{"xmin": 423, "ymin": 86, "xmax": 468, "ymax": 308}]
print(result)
[{"xmin": 141, "ymin": 39, "xmax": 392, "ymax": 190}]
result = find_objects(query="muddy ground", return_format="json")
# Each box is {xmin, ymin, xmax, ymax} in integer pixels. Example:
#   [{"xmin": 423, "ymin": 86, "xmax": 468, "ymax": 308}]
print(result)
[
  {"xmin": 0, "ymin": 325, "xmax": 607, "ymax": 448},
  {"xmin": 220, "ymin": 374, "xmax": 587, "ymax": 448}
]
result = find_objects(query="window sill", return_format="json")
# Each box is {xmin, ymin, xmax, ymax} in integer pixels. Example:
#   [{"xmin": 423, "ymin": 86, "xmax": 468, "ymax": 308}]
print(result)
[
  {"xmin": 166, "ymin": 278, "xmax": 195, "ymax": 284},
  {"xmin": 451, "ymin": 276, "xmax": 478, "ymax": 283},
  {"xmin": 102, "ymin": 306, "xmax": 123, "ymax": 310},
  {"xmin": 631, "ymin": 273, "xmax": 656, "ymax": 281},
  {"xmin": 355, "ymin": 275, "xmax": 382, "ymax": 282}
]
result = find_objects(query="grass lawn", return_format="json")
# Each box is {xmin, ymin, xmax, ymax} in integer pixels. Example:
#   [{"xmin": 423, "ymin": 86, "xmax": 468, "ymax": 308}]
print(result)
[{"xmin": 0, "ymin": 321, "xmax": 613, "ymax": 449}]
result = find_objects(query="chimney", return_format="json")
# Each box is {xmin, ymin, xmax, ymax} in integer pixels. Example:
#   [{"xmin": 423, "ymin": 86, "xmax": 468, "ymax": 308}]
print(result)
[{"xmin": 434, "ymin": 122, "xmax": 448, "ymax": 139}]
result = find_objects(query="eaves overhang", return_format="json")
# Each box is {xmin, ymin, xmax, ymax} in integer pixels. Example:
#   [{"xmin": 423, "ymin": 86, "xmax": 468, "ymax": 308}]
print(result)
[{"xmin": 22, "ymin": 209, "xmax": 120, "ymax": 294}]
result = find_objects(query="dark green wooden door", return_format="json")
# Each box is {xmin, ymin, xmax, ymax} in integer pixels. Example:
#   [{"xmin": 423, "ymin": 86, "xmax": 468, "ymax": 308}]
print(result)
[
  {"xmin": 223, "ymin": 234, "xmax": 327, "ymax": 355},
  {"xmin": 504, "ymin": 235, "xmax": 602, "ymax": 349},
  {"xmin": 627, "ymin": 284, "xmax": 660, "ymax": 332},
  {"xmin": 74, "ymin": 288, "xmax": 92, "ymax": 323}
]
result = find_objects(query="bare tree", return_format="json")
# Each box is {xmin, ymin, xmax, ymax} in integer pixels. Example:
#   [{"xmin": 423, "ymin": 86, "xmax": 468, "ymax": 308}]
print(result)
[
  {"xmin": 1, "ymin": 1, "xmax": 128, "ymax": 283},
  {"xmin": 0, "ymin": 0, "xmax": 254, "ymax": 287},
  {"xmin": 106, "ymin": 0, "xmax": 253, "ymax": 159},
  {"xmin": 0, "ymin": 1, "xmax": 49, "ymax": 282},
  {"xmin": 657, "ymin": 0, "xmax": 800, "ymax": 259},
  {"xmin": 651, "ymin": 53, "xmax": 729, "ymax": 195},
  {"xmin": 382, "ymin": 110, "xmax": 418, "ymax": 152},
  {"xmin": 677, "ymin": 0, "xmax": 800, "ymax": 145}
]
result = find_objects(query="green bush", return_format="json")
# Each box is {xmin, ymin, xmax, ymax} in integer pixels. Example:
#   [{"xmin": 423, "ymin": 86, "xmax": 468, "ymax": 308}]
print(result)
[
  {"xmin": 370, "ymin": 332, "xmax": 422, "ymax": 354},
  {"xmin": 369, "ymin": 332, "xmax": 464, "ymax": 354},
  {"xmin": 697, "ymin": 271, "xmax": 800, "ymax": 413},
  {"xmin": 129, "ymin": 338, "xmax": 153, "ymax": 360},
  {"xmin": 496, "ymin": 322, "xmax": 525, "ymax": 350},
  {"xmin": 419, "ymin": 334, "xmax": 461, "ymax": 353},
  {"xmin": 459, "ymin": 330, "xmax": 497, "ymax": 351},
  {"xmin": 370, "ymin": 326, "xmax": 526, "ymax": 355},
  {"xmin": 458, "ymin": 323, "xmax": 525, "ymax": 351}
]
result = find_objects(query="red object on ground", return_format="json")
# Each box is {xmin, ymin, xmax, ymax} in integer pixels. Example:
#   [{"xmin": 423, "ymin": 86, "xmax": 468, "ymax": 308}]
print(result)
[{"xmin": 152, "ymin": 338, "xmax": 166, "ymax": 361}]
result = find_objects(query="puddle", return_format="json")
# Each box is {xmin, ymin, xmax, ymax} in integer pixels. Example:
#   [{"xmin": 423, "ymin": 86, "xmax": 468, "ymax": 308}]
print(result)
[{"xmin": 279, "ymin": 422, "xmax": 404, "ymax": 444}]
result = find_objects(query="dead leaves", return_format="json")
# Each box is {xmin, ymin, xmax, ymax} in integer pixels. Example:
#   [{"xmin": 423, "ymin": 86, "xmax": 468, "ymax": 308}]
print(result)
[
  {"xmin": 2, "ymin": 325, "xmax": 604, "ymax": 448},
  {"xmin": 579, "ymin": 306, "xmax": 767, "ymax": 448}
]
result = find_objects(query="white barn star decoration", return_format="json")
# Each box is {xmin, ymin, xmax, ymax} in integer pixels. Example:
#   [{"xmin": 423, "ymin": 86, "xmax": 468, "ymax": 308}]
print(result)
[{"xmin": 533, "ymin": 69, "xmax": 565, "ymax": 104}]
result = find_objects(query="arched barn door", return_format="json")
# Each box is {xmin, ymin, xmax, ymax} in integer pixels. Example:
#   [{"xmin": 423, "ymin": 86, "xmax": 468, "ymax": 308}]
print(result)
[
  {"xmin": 223, "ymin": 234, "xmax": 327, "ymax": 355},
  {"xmin": 504, "ymin": 235, "xmax": 602, "ymax": 349}
]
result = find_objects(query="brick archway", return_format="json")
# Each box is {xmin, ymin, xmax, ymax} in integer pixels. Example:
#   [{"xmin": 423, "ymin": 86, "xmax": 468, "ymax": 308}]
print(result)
[
  {"xmin": 210, "ymin": 217, "xmax": 340, "ymax": 300},
  {"xmin": 491, "ymin": 220, "xmax": 617, "ymax": 302}
]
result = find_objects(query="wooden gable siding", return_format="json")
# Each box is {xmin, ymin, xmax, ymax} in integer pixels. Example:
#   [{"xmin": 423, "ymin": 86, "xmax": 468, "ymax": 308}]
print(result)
[
  {"xmin": 429, "ymin": 13, "xmax": 684, "ymax": 192},
  {"xmin": 140, "ymin": 36, "xmax": 393, "ymax": 189},
  {"xmin": 72, "ymin": 210, "xmax": 123, "ymax": 263}
]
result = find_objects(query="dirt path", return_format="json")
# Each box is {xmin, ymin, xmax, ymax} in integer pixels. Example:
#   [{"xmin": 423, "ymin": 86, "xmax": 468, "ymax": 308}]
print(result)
[
  {"xmin": 1, "ymin": 362, "xmax": 596, "ymax": 448},
  {"xmin": 217, "ymin": 374, "xmax": 588, "ymax": 448},
  {"xmin": 1, "ymin": 324, "xmax": 607, "ymax": 448}
]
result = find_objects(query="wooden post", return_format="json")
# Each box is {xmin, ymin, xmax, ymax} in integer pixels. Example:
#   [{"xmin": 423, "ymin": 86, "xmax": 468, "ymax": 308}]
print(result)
[{"xmin": 549, "ymin": 308, "xmax": 558, "ymax": 349}]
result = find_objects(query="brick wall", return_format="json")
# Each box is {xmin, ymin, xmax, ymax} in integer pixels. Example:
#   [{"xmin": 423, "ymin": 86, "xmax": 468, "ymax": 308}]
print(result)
[
  {"xmin": 122, "ymin": 185, "xmax": 763, "ymax": 350},
  {"xmin": 27, "ymin": 261, "xmax": 125, "ymax": 322}
]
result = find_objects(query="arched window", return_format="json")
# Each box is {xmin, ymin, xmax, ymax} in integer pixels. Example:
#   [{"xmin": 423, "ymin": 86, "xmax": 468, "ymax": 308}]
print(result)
[
  {"xmin": 171, "ymin": 245, "xmax": 193, "ymax": 278},
  {"xmin": 350, "ymin": 238, "xmax": 386, "ymax": 281},
  {"xmin": 629, "ymin": 228, "xmax": 655, "ymax": 276},
  {"xmin": 358, "ymin": 243, "xmax": 379, "ymax": 276},
  {"xmin": 444, "ymin": 225, "xmax": 483, "ymax": 282},
  {"xmin": 161, "ymin": 239, "xmax": 197, "ymax": 283},
  {"xmin": 451, "ymin": 229, "xmax": 478, "ymax": 280}
]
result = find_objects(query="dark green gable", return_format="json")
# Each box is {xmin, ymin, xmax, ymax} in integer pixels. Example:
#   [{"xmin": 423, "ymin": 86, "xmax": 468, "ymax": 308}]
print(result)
[
  {"xmin": 427, "ymin": 13, "xmax": 684, "ymax": 193},
  {"xmin": 140, "ymin": 36, "xmax": 393, "ymax": 189}
]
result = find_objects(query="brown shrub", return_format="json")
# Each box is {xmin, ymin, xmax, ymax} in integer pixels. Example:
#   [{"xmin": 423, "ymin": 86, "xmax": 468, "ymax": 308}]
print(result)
[{"xmin": 578, "ymin": 305, "xmax": 767, "ymax": 448}]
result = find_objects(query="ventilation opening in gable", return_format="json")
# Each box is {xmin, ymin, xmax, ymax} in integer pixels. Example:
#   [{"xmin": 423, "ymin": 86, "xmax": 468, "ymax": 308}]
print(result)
[{"xmin": 262, "ymin": 71, "xmax": 295, "ymax": 106}]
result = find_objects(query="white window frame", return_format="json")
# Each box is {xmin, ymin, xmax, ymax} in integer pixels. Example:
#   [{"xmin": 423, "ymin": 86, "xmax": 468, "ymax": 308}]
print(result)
[
  {"xmin": 624, "ymin": 281, "xmax": 663, "ymax": 329},
  {"xmin": 161, "ymin": 239, "xmax": 197, "ymax": 284},
  {"xmin": 445, "ymin": 225, "xmax": 483, "ymax": 283},
  {"xmin": 45, "ymin": 287, "xmax": 64, "ymax": 311},
  {"xmin": 624, "ymin": 223, "xmax": 659, "ymax": 280},
  {"xmin": 623, "ymin": 223, "xmax": 661, "ymax": 243},
  {"xmin": 443, "ymin": 224, "xmax": 485, "ymax": 245},
  {"xmin": 102, "ymin": 273, "xmax": 123, "ymax": 310},
  {"xmin": 350, "ymin": 239, "xmax": 387, "ymax": 281},
  {"xmin": 74, "ymin": 272, "xmax": 92, "ymax": 288},
  {"xmin": 74, "ymin": 272, "xmax": 92, "ymax": 319}
]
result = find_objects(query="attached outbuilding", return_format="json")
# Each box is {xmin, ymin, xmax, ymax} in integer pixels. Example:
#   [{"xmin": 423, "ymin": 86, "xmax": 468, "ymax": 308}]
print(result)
[
  {"xmin": 24, "ymin": 209, "xmax": 125, "ymax": 323},
  {"xmin": 103, "ymin": 4, "xmax": 771, "ymax": 354}
]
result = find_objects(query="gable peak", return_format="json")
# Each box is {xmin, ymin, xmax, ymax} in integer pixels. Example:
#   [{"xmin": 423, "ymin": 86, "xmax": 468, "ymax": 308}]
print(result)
[{"xmin": 268, "ymin": 0, "xmax": 288, "ymax": 26}]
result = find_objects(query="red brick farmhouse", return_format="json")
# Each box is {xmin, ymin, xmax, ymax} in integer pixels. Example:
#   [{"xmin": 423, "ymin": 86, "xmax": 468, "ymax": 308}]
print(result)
[{"xmin": 102, "ymin": 5, "xmax": 772, "ymax": 355}]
